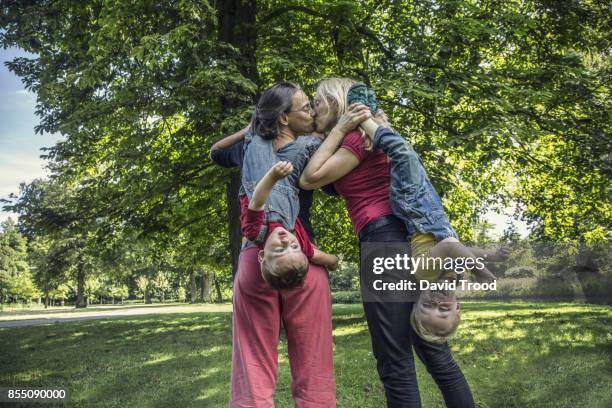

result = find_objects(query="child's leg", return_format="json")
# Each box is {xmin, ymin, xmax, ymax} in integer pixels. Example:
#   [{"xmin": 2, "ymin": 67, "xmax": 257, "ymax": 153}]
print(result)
[
  {"xmin": 430, "ymin": 237, "xmax": 497, "ymax": 282},
  {"xmin": 412, "ymin": 233, "xmax": 447, "ymax": 282},
  {"xmin": 372, "ymin": 126, "xmax": 428, "ymax": 200}
]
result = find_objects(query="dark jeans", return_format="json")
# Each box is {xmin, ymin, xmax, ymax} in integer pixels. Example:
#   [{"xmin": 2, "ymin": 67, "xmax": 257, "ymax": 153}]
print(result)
[{"xmin": 360, "ymin": 216, "xmax": 475, "ymax": 408}]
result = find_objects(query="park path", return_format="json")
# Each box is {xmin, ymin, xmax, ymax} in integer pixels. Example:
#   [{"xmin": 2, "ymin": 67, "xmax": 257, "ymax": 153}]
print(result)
[{"xmin": 0, "ymin": 303, "xmax": 232, "ymax": 328}]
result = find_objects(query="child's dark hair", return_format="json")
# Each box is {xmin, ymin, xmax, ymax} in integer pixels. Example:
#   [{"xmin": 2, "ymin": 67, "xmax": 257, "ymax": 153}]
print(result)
[
  {"xmin": 261, "ymin": 256, "xmax": 309, "ymax": 290},
  {"xmin": 251, "ymin": 82, "xmax": 300, "ymax": 140}
]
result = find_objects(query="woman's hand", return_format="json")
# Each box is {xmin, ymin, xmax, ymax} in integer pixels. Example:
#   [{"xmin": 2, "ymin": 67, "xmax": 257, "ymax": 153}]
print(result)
[
  {"xmin": 334, "ymin": 103, "xmax": 372, "ymax": 134},
  {"xmin": 327, "ymin": 255, "xmax": 339, "ymax": 271}
]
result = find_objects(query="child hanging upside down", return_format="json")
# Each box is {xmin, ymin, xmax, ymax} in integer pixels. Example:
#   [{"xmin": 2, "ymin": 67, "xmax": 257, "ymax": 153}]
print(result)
[
  {"xmin": 347, "ymin": 82, "xmax": 509, "ymax": 342},
  {"xmin": 240, "ymin": 159, "xmax": 338, "ymax": 290}
]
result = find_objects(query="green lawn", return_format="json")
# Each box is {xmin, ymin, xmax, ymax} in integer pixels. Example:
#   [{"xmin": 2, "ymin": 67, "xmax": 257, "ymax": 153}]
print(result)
[{"xmin": 0, "ymin": 302, "xmax": 610, "ymax": 407}]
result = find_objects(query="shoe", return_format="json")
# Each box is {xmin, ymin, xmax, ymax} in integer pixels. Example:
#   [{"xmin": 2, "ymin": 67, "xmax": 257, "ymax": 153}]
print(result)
[{"xmin": 347, "ymin": 82, "xmax": 378, "ymax": 113}]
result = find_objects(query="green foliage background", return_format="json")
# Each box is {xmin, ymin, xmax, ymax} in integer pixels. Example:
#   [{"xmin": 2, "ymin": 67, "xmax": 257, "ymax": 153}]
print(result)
[{"xmin": 0, "ymin": 0, "xmax": 610, "ymax": 299}]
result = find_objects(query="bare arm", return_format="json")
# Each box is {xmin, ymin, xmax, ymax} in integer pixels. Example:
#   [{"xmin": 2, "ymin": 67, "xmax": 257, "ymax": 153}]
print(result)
[
  {"xmin": 209, "ymin": 125, "xmax": 250, "ymax": 157},
  {"xmin": 311, "ymin": 248, "xmax": 339, "ymax": 271},
  {"xmin": 360, "ymin": 117, "xmax": 380, "ymax": 139},
  {"xmin": 300, "ymin": 148, "xmax": 361, "ymax": 190},
  {"xmin": 249, "ymin": 161, "xmax": 294, "ymax": 211},
  {"xmin": 300, "ymin": 104, "xmax": 371, "ymax": 190},
  {"xmin": 359, "ymin": 109, "xmax": 392, "ymax": 141}
]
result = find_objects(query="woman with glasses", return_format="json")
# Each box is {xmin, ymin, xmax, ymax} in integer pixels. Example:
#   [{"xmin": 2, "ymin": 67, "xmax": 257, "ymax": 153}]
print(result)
[{"xmin": 211, "ymin": 81, "xmax": 366, "ymax": 407}]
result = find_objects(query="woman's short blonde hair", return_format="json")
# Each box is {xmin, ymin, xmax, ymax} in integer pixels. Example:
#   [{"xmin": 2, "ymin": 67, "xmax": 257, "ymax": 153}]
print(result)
[
  {"xmin": 315, "ymin": 77, "xmax": 372, "ymax": 148},
  {"xmin": 315, "ymin": 77, "xmax": 358, "ymax": 124}
]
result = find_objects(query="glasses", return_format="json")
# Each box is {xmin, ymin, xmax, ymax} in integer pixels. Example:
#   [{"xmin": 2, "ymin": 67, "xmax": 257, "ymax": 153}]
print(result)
[{"xmin": 288, "ymin": 102, "xmax": 314, "ymax": 113}]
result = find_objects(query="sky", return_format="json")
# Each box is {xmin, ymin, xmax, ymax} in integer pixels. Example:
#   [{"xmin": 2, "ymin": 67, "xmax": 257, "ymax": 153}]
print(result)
[
  {"xmin": 0, "ymin": 47, "xmax": 62, "ymax": 223},
  {"xmin": 0, "ymin": 46, "xmax": 529, "ymax": 237}
]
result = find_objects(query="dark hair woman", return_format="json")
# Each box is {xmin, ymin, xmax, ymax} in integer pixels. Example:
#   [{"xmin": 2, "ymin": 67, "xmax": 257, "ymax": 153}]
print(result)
[{"xmin": 210, "ymin": 81, "xmax": 347, "ymax": 407}]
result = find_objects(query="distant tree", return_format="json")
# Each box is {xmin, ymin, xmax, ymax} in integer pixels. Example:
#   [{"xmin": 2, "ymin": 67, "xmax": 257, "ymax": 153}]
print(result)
[{"xmin": 0, "ymin": 218, "xmax": 36, "ymax": 304}]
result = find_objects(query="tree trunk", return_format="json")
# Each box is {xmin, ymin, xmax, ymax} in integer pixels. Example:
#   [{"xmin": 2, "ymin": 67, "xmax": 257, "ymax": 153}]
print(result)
[
  {"xmin": 217, "ymin": 0, "xmax": 258, "ymax": 280},
  {"xmin": 227, "ymin": 175, "xmax": 242, "ymax": 279},
  {"xmin": 75, "ymin": 260, "xmax": 86, "ymax": 308},
  {"xmin": 60, "ymin": 299, "xmax": 64, "ymax": 306},
  {"xmin": 201, "ymin": 270, "xmax": 211, "ymax": 302},
  {"xmin": 144, "ymin": 282, "xmax": 152, "ymax": 304},
  {"xmin": 189, "ymin": 268, "xmax": 197, "ymax": 303},
  {"xmin": 213, "ymin": 272, "xmax": 223, "ymax": 303},
  {"xmin": 44, "ymin": 285, "xmax": 49, "ymax": 309}
]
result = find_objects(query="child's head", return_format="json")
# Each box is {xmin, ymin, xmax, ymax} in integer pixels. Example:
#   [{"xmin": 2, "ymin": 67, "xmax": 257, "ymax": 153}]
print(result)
[
  {"xmin": 411, "ymin": 285, "xmax": 461, "ymax": 344},
  {"xmin": 258, "ymin": 227, "xmax": 309, "ymax": 290}
]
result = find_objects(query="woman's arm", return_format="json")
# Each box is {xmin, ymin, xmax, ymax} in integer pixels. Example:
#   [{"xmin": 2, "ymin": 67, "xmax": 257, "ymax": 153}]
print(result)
[
  {"xmin": 300, "ymin": 148, "xmax": 361, "ymax": 190},
  {"xmin": 300, "ymin": 104, "xmax": 371, "ymax": 190},
  {"xmin": 209, "ymin": 125, "xmax": 250, "ymax": 158}
]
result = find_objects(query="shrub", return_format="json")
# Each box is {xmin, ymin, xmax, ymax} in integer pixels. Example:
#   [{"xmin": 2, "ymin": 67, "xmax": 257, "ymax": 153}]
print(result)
[
  {"xmin": 332, "ymin": 290, "xmax": 362, "ymax": 304},
  {"xmin": 504, "ymin": 266, "xmax": 537, "ymax": 278}
]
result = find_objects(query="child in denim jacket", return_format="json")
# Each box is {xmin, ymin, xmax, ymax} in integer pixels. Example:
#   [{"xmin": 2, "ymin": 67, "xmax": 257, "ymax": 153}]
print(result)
[
  {"xmin": 347, "ymin": 83, "xmax": 509, "ymax": 342},
  {"xmin": 241, "ymin": 129, "xmax": 338, "ymax": 290}
]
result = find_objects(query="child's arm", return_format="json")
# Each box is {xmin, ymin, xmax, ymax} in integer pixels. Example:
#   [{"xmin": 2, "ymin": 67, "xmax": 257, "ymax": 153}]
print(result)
[
  {"xmin": 359, "ymin": 110, "xmax": 394, "ymax": 144},
  {"xmin": 249, "ymin": 161, "xmax": 294, "ymax": 211},
  {"xmin": 468, "ymin": 245, "xmax": 511, "ymax": 262},
  {"xmin": 311, "ymin": 248, "xmax": 339, "ymax": 271}
]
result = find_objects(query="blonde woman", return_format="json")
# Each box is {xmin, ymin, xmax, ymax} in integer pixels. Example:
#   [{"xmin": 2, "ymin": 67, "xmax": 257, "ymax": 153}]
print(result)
[{"xmin": 300, "ymin": 78, "xmax": 475, "ymax": 407}]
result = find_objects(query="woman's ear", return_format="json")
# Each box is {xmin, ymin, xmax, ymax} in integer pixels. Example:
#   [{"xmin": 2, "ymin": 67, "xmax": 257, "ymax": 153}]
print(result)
[
  {"xmin": 279, "ymin": 112, "xmax": 289, "ymax": 126},
  {"xmin": 258, "ymin": 250, "xmax": 265, "ymax": 263}
]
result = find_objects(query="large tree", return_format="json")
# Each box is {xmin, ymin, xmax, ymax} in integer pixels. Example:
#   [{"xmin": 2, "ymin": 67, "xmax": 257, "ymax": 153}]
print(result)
[{"xmin": 1, "ymin": 0, "xmax": 609, "ymax": 286}]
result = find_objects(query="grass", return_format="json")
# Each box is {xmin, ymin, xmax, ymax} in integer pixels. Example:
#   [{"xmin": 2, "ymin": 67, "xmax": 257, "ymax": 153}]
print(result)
[{"xmin": 0, "ymin": 302, "xmax": 610, "ymax": 407}]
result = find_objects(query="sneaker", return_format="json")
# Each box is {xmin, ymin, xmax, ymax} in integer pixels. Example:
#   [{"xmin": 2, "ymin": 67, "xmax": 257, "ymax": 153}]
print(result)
[{"xmin": 347, "ymin": 82, "xmax": 379, "ymax": 113}]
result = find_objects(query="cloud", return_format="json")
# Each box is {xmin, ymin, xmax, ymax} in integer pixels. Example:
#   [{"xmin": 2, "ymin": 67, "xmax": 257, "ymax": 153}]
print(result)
[
  {"xmin": 0, "ymin": 151, "xmax": 49, "ymax": 223},
  {"xmin": 0, "ymin": 150, "xmax": 48, "ymax": 199}
]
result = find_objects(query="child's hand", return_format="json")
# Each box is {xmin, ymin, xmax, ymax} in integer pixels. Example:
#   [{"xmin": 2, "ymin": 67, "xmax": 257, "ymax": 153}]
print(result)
[
  {"xmin": 327, "ymin": 255, "xmax": 339, "ymax": 271},
  {"xmin": 269, "ymin": 161, "xmax": 294, "ymax": 180},
  {"xmin": 486, "ymin": 246, "xmax": 511, "ymax": 262}
]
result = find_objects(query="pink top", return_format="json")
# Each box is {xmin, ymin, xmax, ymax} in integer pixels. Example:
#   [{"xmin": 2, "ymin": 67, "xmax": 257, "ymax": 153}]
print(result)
[{"xmin": 333, "ymin": 131, "xmax": 393, "ymax": 235}]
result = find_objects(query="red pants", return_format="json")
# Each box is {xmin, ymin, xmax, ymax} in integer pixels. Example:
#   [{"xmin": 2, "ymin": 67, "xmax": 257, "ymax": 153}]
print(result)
[{"xmin": 230, "ymin": 246, "xmax": 336, "ymax": 407}]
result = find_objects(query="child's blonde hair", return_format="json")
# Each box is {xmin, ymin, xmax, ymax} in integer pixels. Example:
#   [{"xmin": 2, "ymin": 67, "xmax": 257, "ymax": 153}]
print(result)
[
  {"xmin": 261, "ymin": 253, "xmax": 308, "ymax": 290},
  {"xmin": 410, "ymin": 307, "xmax": 460, "ymax": 344},
  {"xmin": 315, "ymin": 78, "xmax": 373, "ymax": 150}
]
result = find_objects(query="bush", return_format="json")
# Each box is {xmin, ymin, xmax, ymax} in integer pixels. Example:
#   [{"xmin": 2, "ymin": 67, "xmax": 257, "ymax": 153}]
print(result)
[
  {"xmin": 332, "ymin": 291, "xmax": 362, "ymax": 304},
  {"xmin": 504, "ymin": 266, "xmax": 537, "ymax": 278}
]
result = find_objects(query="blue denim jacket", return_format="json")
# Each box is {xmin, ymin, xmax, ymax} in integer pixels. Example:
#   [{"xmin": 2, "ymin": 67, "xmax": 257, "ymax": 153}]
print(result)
[
  {"xmin": 241, "ymin": 131, "xmax": 321, "ymax": 243},
  {"xmin": 373, "ymin": 127, "xmax": 458, "ymax": 241}
]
